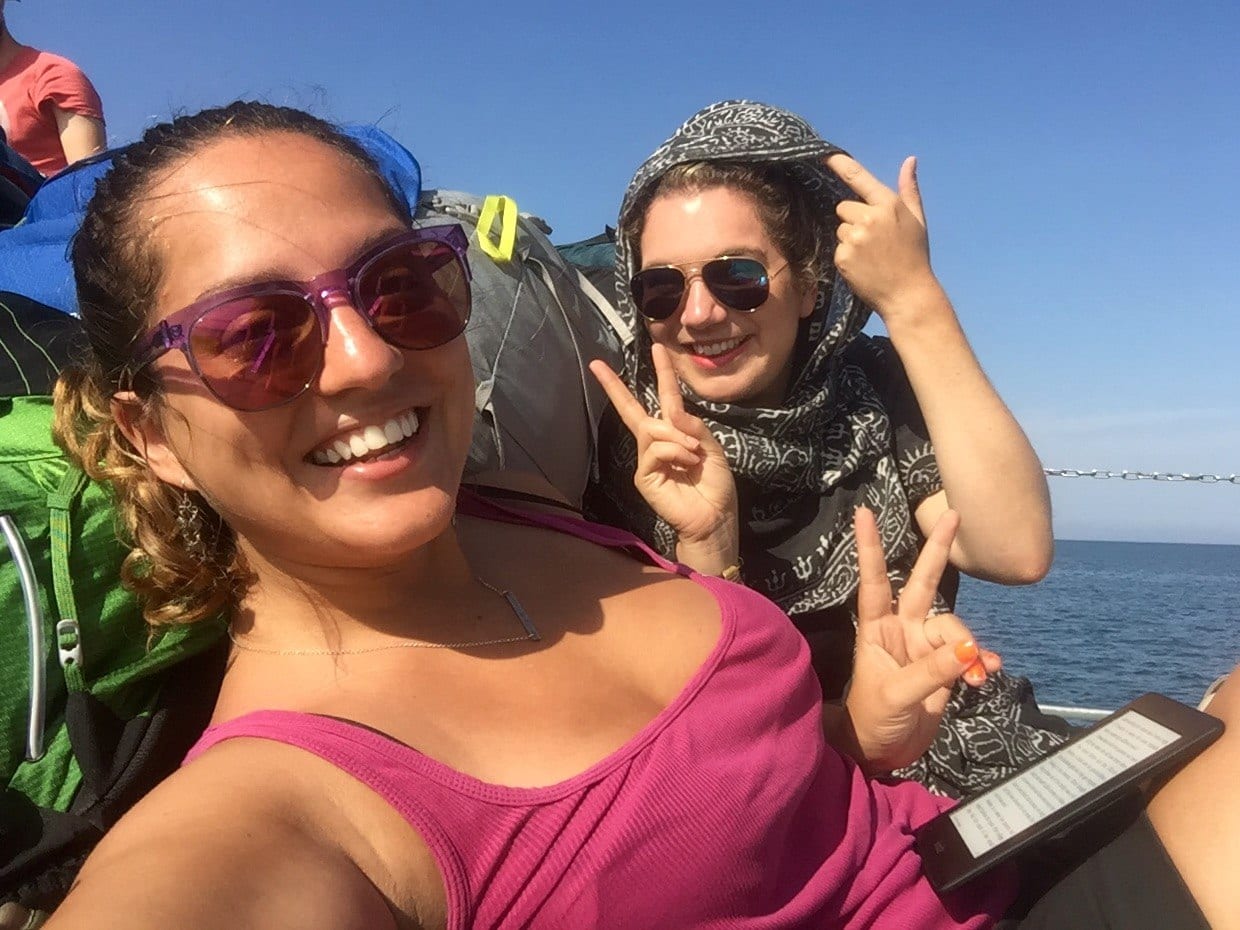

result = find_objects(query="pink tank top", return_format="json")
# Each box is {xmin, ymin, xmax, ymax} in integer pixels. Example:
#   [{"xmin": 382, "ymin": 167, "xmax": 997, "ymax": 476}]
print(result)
[{"xmin": 185, "ymin": 493, "xmax": 1015, "ymax": 929}]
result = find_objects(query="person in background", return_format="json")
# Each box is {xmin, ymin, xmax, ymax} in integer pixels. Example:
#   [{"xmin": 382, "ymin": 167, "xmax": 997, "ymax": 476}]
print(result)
[
  {"xmin": 0, "ymin": 0, "xmax": 104, "ymax": 176},
  {"xmin": 588, "ymin": 100, "xmax": 1059, "ymax": 795}
]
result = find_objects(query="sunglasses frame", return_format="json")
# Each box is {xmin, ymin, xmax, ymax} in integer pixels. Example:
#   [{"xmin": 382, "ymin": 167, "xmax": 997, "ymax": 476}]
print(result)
[
  {"xmin": 131, "ymin": 224, "xmax": 472, "ymax": 411},
  {"xmin": 629, "ymin": 256, "xmax": 791, "ymax": 322}
]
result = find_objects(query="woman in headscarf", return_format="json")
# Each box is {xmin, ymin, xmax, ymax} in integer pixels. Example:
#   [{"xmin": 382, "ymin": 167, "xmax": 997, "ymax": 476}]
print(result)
[{"xmin": 588, "ymin": 100, "xmax": 1060, "ymax": 795}]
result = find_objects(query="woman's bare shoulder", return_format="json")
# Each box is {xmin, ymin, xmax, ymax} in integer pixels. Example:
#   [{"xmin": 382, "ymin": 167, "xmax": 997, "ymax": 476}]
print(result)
[{"xmin": 46, "ymin": 738, "xmax": 418, "ymax": 930}]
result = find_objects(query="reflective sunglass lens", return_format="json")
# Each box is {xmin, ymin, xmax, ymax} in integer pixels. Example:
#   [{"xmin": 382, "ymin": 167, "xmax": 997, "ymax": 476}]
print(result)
[
  {"xmin": 190, "ymin": 295, "xmax": 322, "ymax": 411},
  {"xmin": 702, "ymin": 258, "xmax": 769, "ymax": 311},
  {"xmin": 359, "ymin": 241, "xmax": 471, "ymax": 350},
  {"xmin": 631, "ymin": 266, "xmax": 687, "ymax": 321},
  {"xmin": 631, "ymin": 258, "xmax": 772, "ymax": 320}
]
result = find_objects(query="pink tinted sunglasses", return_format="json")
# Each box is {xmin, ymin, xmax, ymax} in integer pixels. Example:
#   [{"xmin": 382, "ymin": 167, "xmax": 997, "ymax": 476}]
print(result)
[{"xmin": 132, "ymin": 225, "xmax": 471, "ymax": 411}]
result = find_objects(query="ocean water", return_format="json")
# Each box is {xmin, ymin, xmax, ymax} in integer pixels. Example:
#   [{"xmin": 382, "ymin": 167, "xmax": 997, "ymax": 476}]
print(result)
[{"xmin": 957, "ymin": 540, "xmax": 1240, "ymax": 711}]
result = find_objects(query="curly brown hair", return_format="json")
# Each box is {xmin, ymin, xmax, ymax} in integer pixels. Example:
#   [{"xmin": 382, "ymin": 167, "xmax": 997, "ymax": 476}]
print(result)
[
  {"xmin": 53, "ymin": 101, "xmax": 410, "ymax": 630},
  {"xmin": 620, "ymin": 160, "xmax": 829, "ymax": 299}
]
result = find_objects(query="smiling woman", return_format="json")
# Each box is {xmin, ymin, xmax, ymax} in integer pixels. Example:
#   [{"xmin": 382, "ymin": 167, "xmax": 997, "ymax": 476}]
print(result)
[
  {"xmin": 587, "ymin": 100, "xmax": 1061, "ymax": 796},
  {"xmin": 36, "ymin": 101, "xmax": 1240, "ymax": 930},
  {"xmin": 56, "ymin": 105, "xmax": 473, "ymax": 625},
  {"xmin": 636, "ymin": 184, "xmax": 817, "ymax": 407}
]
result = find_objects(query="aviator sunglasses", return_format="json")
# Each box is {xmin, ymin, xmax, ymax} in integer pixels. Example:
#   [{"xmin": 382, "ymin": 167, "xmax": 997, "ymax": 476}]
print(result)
[
  {"xmin": 132, "ymin": 225, "xmax": 472, "ymax": 412},
  {"xmin": 629, "ymin": 256, "xmax": 790, "ymax": 322}
]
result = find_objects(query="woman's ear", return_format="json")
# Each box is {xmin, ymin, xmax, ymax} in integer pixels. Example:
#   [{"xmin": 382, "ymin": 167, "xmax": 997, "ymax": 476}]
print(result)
[{"xmin": 111, "ymin": 392, "xmax": 196, "ymax": 491}]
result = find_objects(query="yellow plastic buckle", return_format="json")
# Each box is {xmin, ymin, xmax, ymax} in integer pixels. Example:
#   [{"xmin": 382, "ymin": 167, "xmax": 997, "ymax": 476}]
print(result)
[{"xmin": 476, "ymin": 195, "xmax": 519, "ymax": 262}]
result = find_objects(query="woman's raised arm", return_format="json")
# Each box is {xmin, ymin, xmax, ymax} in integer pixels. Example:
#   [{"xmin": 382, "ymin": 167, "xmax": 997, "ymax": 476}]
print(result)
[{"xmin": 828, "ymin": 153, "xmax": 1053, "ymax": 585}]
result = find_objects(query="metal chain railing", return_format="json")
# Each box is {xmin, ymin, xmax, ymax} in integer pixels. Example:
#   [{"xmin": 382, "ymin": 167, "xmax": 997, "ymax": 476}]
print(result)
[{"xmin": 1044, "ymin": 468, "xmax": 1240, "ymax": 484}]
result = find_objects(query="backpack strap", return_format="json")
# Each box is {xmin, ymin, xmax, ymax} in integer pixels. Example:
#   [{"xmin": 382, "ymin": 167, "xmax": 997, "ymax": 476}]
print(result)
[
  {"xmin": 572, "ymin": 266, "xmax": 633, "ymax": 348},
  {"xmin": 0, "ymin": 513, "xmax": 49, "ymax": 762},
  {"xmin": 47, "ymin": 463, "xmax": 88, "ymax": 694}
]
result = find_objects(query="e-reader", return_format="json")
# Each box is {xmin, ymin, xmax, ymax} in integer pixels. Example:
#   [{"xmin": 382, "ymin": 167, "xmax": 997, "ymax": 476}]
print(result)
[{"xmin": 914, "ymin": 692, "xmax": 1224, "ymax": 893}]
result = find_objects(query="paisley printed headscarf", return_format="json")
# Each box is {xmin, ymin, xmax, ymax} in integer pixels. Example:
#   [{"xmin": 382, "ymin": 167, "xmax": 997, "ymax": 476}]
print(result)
[
  {"xmin": 588, "ymin": 100, "xmax": 1070, "ymax": 796},
  {"xmin": 594, "ymin": 99, "xmax": 943, "ymax": 622}
]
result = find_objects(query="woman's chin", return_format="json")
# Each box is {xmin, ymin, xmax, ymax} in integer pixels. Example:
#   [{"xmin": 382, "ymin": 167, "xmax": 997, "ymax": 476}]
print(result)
[
  {"xmin": 685, "ymin": 375, "xmax": 771, "ymax": 408},
  {"xmin": 241, "ymin": 488, "xmax": 461, "ymax": 574},
  {"xmin": 335, "ymin": 493, "xmax": 458, "ymax": 554},
  {"xmin": 703, "ymin": 368, "xmax": 792, "ymax": 408}
]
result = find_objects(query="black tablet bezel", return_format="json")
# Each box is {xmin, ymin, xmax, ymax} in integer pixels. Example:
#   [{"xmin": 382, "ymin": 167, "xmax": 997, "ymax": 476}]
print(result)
[{"xmin": 914, "ymin": 692, "xmax": 1224, "ymax": 894}]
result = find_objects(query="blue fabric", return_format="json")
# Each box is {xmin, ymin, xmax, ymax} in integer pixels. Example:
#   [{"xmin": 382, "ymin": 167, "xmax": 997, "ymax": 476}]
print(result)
[
  {"xmin": 0, "ymin": 125, "xmax": 422, "ymax": 317},
  {"xmin": 343, "ymin": 124, "xmax": 421, "ymax": 217}
]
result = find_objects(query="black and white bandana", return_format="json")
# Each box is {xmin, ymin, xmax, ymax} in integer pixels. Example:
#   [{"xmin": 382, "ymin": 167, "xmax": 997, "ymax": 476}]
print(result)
[
  {"xmin": 594, "ymin": 99, "xmax": 943, "ymax": 619},
  {"xmin": 588, "ymin": 100, "xmax": 1071, "ymax": 796}
]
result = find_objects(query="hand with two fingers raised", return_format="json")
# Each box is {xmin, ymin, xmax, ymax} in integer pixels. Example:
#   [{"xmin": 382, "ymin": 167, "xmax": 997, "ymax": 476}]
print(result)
[
  {"xmin": 589, "ymin": 344, "xmax": 740, "ymax": 574},
  {"xmin": 841, "ymin": 506, "xmax": 1002, "ymax": 774},
  {"xmin": 826, "ymin": 152, "xmax": 946, "ymax": 325}
]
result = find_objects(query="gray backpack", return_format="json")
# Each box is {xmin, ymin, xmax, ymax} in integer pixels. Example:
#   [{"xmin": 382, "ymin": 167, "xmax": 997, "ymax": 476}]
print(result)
[{"xmin": 422, "ymin": 191, "xmax": 630, "ymax": 506}]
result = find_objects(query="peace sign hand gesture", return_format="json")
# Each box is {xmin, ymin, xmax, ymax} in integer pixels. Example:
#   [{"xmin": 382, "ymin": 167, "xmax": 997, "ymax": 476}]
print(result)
[
  {"xmin": 589, "ymin": 345, "xmax": 740, "ymax": 573},
  {"xmin": 827, "ymin": 153, "xmax": 944, "ymax": 324},
  {"xmin": 843, "ymin": 506, "xmax": 1002, "ymax": 773}
]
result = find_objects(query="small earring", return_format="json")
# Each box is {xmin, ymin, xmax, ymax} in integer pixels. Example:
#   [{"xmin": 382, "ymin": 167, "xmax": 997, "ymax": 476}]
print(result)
[{"xmin": 176, "ymin": 489, "xmax": 207, "ymax": 561}]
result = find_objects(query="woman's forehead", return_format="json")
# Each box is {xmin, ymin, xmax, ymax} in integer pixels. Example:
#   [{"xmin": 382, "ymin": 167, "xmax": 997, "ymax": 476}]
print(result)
[
  {"xmin": 641, "ymin": 186, "xmax": 775, "ymax": 260},
  {"xmin": 142, "ymin": 133, "xmax": 383, "ymax": 221},
  {"xmin": 140, "ymin": 134, "xmax": 399, "ymax": 309}
]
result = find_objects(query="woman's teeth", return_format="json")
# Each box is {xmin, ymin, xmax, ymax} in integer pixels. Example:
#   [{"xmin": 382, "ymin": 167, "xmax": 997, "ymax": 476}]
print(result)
[
  {"xmin": 311, "ymin": 410, "xmax": 420, "ymax": 465},
  {"xmin": 692, "ymin": 337, "xmax": 744, "ymax": 358}
]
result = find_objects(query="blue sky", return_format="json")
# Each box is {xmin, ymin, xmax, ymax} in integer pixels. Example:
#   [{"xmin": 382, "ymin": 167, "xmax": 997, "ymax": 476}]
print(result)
[{"xmin": 12, "ymin": 0, "xmax": 1240, "ymax": 543}]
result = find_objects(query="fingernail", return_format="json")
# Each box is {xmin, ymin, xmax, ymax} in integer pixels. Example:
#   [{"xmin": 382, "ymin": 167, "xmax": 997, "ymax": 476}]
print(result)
[
  {"xmin": 954, "ymin": 640, "xmax": 978, "ymax": 664},
  {"xmin": 964, "ymin": 660, "xmax": 987, "ymax": 686}
]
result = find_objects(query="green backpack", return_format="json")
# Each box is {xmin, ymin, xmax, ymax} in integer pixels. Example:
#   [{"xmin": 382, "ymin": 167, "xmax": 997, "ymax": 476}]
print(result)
[{"xmin": 0, "ymin": 393, "xmax": 226, "ymax": 909}]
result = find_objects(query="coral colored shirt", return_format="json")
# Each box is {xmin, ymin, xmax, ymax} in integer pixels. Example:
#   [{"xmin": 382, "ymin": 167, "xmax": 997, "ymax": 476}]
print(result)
[
  {"xmin": 186, "ymin": 499, "xmax": 1017, "ymax": 928},
  {"xmin": 0, "ymin": 45, "xmax": 104, "ymax": 175}
]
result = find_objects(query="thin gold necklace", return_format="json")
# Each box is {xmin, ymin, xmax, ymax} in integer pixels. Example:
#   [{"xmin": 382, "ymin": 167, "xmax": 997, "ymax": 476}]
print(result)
[{"xmin": 227, "ymin": 576, "xmax": 541, "ymax": 656}]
